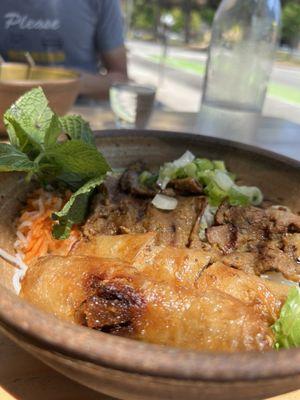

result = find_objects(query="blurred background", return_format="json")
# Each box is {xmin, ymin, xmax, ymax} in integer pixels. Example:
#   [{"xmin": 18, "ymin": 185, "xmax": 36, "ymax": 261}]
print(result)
[{"xmin": 120, "ymin": 0, "xmax": 300, "ymax": 124}]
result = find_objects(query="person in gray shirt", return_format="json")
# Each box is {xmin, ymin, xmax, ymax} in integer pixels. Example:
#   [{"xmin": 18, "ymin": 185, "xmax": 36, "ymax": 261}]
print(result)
[{"xmin": 0, "ymin": 0, "xmax": 128, "ymax": 99}]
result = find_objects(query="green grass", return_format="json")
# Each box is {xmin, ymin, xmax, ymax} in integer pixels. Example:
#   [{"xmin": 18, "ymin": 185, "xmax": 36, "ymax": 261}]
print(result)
[
  {"xmin": 268, "ymin": 83, "xmax": 300, "ymax": 105},
  {"xmin": 149, "ymin": 55, "xmax": 300, "ymax": 106},
  {"xmin": 150, "ymin": 55, "xmax": 205, "ymax": 75}
]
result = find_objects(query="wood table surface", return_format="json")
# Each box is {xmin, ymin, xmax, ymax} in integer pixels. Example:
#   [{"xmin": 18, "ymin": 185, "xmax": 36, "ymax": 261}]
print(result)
[{"xmin": 1, "ymin": 104, "xmax": 300, "ymax": 400}]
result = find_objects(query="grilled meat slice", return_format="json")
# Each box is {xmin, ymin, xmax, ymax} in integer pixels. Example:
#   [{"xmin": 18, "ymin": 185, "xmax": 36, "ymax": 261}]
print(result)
[
  {"xmin": 259, "ymin": 244, "xmax": 300, "ymax": 281},
  {"xmin": 214, "ymin": 203, "xmax": 268, "ymax": 250},
  {"xmin": 83, "ymin": 175, "xmax": 148, "ymax": 237},
  {"xmin": 266, "ymin": 207, "xmax": 300, "ymax": 234},
  {"xmin": 283, "ymin": 233, "xmax": 300, "ymax": 262},
  {"xmin": 206, "ymin": 224, "xmax": 237, "ymax": 253},
  {"xmin": 84, "ymin": 175, "xmax": 206, "ymax": 247},
  {"xmin": 119, "ymin": 161, "xmax": 156, "ymax": 198},
  {"xmin": 143, "ymin": 196, "xmax": 204, "ymax": 247},
  {"xmin": 210, "ymin": 202, "xmax": 300, "ymax": 281},
  {"xmin": 168, "ymin": 177, "xmax": 203, "ymax": 195}
]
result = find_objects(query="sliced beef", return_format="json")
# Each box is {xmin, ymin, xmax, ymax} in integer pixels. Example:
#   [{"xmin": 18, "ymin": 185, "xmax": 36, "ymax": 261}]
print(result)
[
  {"xmin": 84, "ymin": 175, "xmax": 148, "ymax": 238},
  {"xmin": 85, "ymin": 175, "xmax": 206, "ymax": 247},
  {"xmin": 120, "ymin": 162, "xmax": 156, "ymax": 198},
  {"xmin": 206, "ymin": 224, "xmax": 237, "ymax": 254},
  {"xmin": 214, "ymin": 204, "xmax": 268, "ymax": 250},
  {"xmin": 211, "ymin": 202, "xmax": 300, "ymax": 281},
  {"xmin": 222, "ymin": 252, "xmax": 258, "ymax": 275},
  {"xmin": 168, "ymin": 178, "xmax": 203, "ymax": 195},
  {"xmin": 266, "ymin": 207, "xmax": 300, "ymax": 234},
  {"xmin": 258, "ymin": 244, "xmax": 300, "ymax": 281},
  {"xmin": 283, "ymin": 233, "xmax": 300, "ymax": 262},
  {"xmin": 215, "ymin": 201, "xmax": 230, "ymax": 225},
  {"xmin": 222, "ymin": 245, "xmax": 300, "ymax": 280},
  {"xmin": 84, "ymin": 195, "xmax": 147, "ymax": 237},
  {"xmin": 143, "ymin": 196, "xmax": 205, "ymax": 247},
  {"xmin": 218, "ymin": 206, "xmax": 268, "ymax": 251}
]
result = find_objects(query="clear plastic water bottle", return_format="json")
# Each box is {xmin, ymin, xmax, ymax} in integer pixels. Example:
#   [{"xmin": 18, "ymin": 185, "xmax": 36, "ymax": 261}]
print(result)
[{"xmin": 198, "ymin": 0, "xmax": 281, "ymax": 139}]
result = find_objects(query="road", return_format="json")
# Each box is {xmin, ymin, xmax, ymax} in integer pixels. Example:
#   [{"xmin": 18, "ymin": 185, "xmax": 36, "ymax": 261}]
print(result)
[
  {"xmin": 128, "ymin": 40, "xmax": 300, "ymax": 88},
  {"xmin": 127, "ymin": 40, "xmax": 300, "ymax": 124}
]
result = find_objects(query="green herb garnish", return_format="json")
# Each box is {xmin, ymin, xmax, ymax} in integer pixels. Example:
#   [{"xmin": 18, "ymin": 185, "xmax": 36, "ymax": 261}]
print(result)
[
  {"xmin": 273, "ymin": 286, "xmax": 300, "ymax": 349},
  {"xmin": 0, "ymin": 87, "xmax": 110, "ymax": 239},
  {"xmin": 156, "ymin": 151, "xmax": 263, "ymax": 206}
]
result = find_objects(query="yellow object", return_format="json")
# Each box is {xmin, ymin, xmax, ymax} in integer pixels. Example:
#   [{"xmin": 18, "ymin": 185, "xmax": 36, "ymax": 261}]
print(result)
[{"xmin": 267, "ymin": 390, "xmax": 300, "ymax": 399}]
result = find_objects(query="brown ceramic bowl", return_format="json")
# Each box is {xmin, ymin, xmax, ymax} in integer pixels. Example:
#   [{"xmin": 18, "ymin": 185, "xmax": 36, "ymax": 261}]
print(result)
[
  {"xmin": 0, "ymin": 130, "xmax": 300, "ymax": 400},
  {"xmin": 0, "ymin": 63, "xmax": 80, "ymax": 132}
]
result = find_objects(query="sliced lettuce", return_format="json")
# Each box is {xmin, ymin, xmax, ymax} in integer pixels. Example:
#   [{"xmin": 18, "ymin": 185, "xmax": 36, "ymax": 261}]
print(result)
[{"xmin": 273, "ymin": 287, "xmax": 300, "ymax": 349}]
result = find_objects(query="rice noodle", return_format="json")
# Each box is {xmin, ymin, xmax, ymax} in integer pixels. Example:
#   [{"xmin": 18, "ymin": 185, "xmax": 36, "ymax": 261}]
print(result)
[
  {"xmin": 14, "ymin": 188, "xmax": 82, "ymax": 264},
  {"xmin": 0, "ymin": 248, "xmax": 28, "ymax": 294},
  {"xmin": 0, "ymin": 188, "xmax": 83, "ymax": 294}
]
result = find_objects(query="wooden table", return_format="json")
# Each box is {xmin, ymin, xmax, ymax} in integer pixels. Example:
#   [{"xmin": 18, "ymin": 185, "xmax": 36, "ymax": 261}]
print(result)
[{"xmin": 1, "ymin": 105, "xmax": 300, "ymax": 400}]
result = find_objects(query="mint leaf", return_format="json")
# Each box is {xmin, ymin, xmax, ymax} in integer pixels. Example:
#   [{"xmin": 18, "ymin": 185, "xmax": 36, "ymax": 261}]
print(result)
[
  {"xmin": 4, "ymin": 87, "xmax": 55, "ymax": 151},
  {"xmin": 4, "ymin": 115, "xmax": 35, "ymax": 155},
  {"xmin": 273, "ymin": 287, "xmax": 300, "ymax": 349},
  {"xmin": 52, "ymin": 176, "xmax": 104, "ymax": 239},
  {"xmin": 44, "ymin": 114, "xmax": 62, "ymax": 147},
  {"xmin": 0, "ymin": 143, "xmax": 35, "ymax": 172},
  {"xmin": 45, "ymin": 140, "xmax": 111, "ymax": 181},
  {"xmin": 60, "ymin": 115, "xmax": 95, "ymax": 145}
]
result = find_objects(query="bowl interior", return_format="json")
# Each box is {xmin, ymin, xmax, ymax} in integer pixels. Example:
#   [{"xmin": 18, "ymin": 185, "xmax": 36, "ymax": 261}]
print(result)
[
  {"xmin": 0, "ymin": 63, "xmax": 80, "ymax": 82},
  {"xmin": 1, "ymin": 130, "xmax": 300, "ymax": 383}
]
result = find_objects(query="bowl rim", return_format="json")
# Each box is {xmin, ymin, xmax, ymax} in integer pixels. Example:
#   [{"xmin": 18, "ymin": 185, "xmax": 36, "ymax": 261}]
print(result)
[{"xmin": 1, "ymin": 129, "xmax": 300, "ymax": 382}]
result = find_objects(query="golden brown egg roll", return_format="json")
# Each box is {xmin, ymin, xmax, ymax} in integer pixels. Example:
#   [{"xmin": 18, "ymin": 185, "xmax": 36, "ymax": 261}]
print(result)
[{"xmin": 21, "ymin": 255, "xmax": 274, "ymax": 352}]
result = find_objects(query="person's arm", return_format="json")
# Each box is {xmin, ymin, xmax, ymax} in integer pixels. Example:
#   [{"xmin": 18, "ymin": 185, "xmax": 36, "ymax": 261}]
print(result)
[
  {"xmin": 79, "ymin": 45, "xmax": 128, "ymax": 100},
  {"xmin": 79, "ymin": 0, "xmax": 128, "ymax": 99}
]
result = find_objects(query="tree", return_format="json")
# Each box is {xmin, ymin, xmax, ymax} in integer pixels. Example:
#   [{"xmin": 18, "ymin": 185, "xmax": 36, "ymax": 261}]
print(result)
[
  {"xmin": 281, "ymin": 2, "xmax": 300, "ymax": 47},
  {"xmin": 183, "ymin": 0, "xmax": 192, "ymax": 44}
]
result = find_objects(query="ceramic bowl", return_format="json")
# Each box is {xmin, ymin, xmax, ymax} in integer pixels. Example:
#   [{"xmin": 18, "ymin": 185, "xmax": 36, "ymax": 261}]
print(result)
[
  {"xmin": 0, "ymin": 130, "xmax": 300, "ymax": 400},
  {"xmin": 0, "ymin": 63, "xmax": 80, "ymax": 132}
]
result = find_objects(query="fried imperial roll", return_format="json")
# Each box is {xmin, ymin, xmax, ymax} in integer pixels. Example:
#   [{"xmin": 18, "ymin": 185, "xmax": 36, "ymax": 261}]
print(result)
[
  {"xmin": 72, "ymin": 233, "xmax": 288, "ymax": 312},
  {"xmin": 71, "ymin": 233, "xmax": 215, "ymax": 286},
  {"xmin": 21, "ymin": 255, "xmax": 276, "ymax": 352}
]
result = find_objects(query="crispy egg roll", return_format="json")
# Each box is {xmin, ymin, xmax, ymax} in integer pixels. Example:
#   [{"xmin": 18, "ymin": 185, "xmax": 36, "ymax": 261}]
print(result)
[
  {"xmin": 197, "ymin": 262, "xmax": 288, "ymax": 323},
  {"xmin": 21, "ymin": 255, "xmax": 274, "ymax": 352},
  {"xmin": 72, "ymin": 233, "xmax": 213, "ymax": 286},
  {"xmin": 72, "ymin": 232, "xmax": 156, "ymax": 264}
]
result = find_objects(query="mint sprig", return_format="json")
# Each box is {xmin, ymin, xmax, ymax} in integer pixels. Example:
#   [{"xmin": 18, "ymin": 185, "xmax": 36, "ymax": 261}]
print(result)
[{"xmin": 0, "ymin": 87, "xmax": 110, "ymax": 239}]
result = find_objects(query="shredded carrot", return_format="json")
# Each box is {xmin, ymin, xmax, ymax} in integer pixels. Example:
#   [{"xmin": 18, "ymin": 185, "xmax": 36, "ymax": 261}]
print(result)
[{"xmin": 14, "ymin": 188, "xmax": 81, "ymax": 264}]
